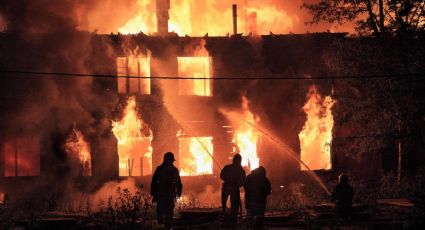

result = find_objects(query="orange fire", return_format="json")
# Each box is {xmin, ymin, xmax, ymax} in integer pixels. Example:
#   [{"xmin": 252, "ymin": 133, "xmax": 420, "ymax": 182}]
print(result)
[
  {"xmin": 177, "ymin": 57, "xmax": 212, "ymax": 96},
  {"xmin": 118, "ymin": 0, "xmax": 157, "ymax": 34},
  {"xmin": 177, "ymin": 39, "xmax": 212, "ymax": 96},
  {"xmin": 112, "ymin": 97, "xmax": 152, "ymax": 176},
  {"xmin": 299, "ymin": 86, "xmax": 335, "ymax": 170},
  {"xmin": 65, "ymin": 128, "xmax": 92, "ymax": 176},
  {"xmin": 235, "ymin": 97, "xmax": 259, "ymax": 170},
  {"xmin": 179, "ymin": 137, "xmax": 213, "ymax": 176},
  {"xmin": 221, "ymin": 96, "xmax": 260, "ymax": 171},
  {"xmin": 118, "ymin": 0, "xmax": 294, "ymax": 36}
]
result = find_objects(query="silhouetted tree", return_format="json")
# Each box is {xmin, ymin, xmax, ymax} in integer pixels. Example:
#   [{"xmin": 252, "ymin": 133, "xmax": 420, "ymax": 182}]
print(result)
[
  {"xmin": 322, "ymin": 37, "xmax": 425, "ymax": 178},
  {"xmin": 303, "ymin": 0, "xmax": 425, "ymax": 35}
]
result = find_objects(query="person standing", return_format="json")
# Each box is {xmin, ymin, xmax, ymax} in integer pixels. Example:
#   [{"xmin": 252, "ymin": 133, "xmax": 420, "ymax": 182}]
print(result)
[
  {"xmin": 151, "ymin": 152, "xmax": 182, "ymax": 229},
  {"xmin": 244, "ymin": 166, "xmax": 271, "ymax": 229},
  {"xmin": 220, "ymin": 153, "xmax": 246, "ymax": 223},
  {"xmin": 331, "ymin": 173, "xmax": 354, "ymax": 217}
]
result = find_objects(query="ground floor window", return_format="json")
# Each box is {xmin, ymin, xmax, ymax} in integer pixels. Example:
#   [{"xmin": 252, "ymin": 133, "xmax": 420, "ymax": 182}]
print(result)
[
  {"xmin": 3, "ymin": 137, "xmax": 40, "ymax": 177},
  {"xmin": 118, "ymin": 138, "xmax": 152, "ymax": 177},
  {"xmin": 178, "ymin": 137, "xmax": 213, "ymax": 176}
]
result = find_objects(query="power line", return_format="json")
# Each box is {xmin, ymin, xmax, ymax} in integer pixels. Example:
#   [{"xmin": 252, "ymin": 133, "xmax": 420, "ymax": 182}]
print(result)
[{"xmin": 0, "ymin": 69, "xmax": 424, "ymax": 80}]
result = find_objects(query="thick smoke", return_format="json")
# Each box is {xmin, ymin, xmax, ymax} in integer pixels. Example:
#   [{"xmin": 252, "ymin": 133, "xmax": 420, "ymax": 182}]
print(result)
[
  {"xmin": 0, "ymin": 0, "xmax": 139, "ymax": 33},
  {"xmin": 0, "ymin": 0, "xmax": 119, "ymax": 206}
]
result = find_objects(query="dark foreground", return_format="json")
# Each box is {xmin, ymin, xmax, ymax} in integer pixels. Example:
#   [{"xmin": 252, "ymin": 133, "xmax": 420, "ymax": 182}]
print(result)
[{"xmin": 2, "ymin": 199, "xmax": 423, "ymax": 229}]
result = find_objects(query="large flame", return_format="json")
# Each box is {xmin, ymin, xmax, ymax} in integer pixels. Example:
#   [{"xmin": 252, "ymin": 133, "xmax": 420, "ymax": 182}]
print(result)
[
  {"xmin": 118, "ymin": 0, "xmax": 157, "ymax": 34},
  {"xmin": 65, "ymin": 127, "xmax": 92, "ymax": 176},
  {"xmin": 299, "ymin": 86, "xmax": 335, "ymax": 170},
  {"xmin": 235, "ymin": 97, "xmax": 259, "ymax": 170},
  {"xmin": 112, "ymin": 97, "xmax": 152, "ymax": 176},
  {"xmin": 179, "ymin": 137, "xmax": 213, "ymax": 176},
  {"xmin": 222, "ymin": 96, "xmax": 260, "ymax": 171},
  {"xmin": 118, "ymin": 0, "xmax": 294, "ymax": 36}
]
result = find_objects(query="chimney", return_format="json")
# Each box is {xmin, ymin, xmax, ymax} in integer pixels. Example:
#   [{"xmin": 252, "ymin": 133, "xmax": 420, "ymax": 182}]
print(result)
[
  {"xmin": 156, "ymin": 0, "xmax": 170, "ymax": 35},
  {"xmin": 232, "ymin": 4, "xmax": 237, "ymax": 35}
]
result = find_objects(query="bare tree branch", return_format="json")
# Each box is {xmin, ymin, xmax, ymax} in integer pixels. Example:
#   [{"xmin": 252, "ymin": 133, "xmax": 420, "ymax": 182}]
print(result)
[{"xmin": 303, "ymin": 0, "xmax": 425, "ymax": 35}]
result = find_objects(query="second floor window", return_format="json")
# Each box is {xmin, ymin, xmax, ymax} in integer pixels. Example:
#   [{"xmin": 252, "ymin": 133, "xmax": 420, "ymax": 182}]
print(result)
[
  {"xmin": 116, "ymin": 57, "xmax": 151, "ymax": 95},
  {"xmin": 178, "ymin": 57, "xmax": 212, "ymax": 96}
]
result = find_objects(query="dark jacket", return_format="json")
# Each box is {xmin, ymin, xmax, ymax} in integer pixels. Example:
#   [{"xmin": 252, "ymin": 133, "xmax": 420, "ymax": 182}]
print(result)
[
  {"xmin": 244, "ymin": 168, "xmax": 271, "ymax": 210},
  {"xmin": 151, "ymin": 162, "xmax": 182, "ymax": 198},
  {"xmin": 220, "ymin": 163, "xmax": 246, "ymax": 191},
  {"xmin": 331, "ymin": 182, "xmax": 354, "ymax": 207}
]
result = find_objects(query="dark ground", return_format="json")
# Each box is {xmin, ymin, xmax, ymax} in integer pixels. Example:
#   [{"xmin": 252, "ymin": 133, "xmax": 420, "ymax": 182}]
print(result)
[{"xmin": 1, "ymin": 199, "xmax": 422, "ymax": 230}]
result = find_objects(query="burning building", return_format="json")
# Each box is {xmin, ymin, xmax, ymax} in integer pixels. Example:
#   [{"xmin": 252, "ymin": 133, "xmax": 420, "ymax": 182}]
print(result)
[
  {"xmin": 0, "ymin": 30, "xmax": 341, "ymax": 194},
  {"xmin": 1, "ymin": 0, "xmax": 423, "ymax": 206},
  {"xmin": 102, "ymin": 33, "xmax": 341, "ymax": 182}
]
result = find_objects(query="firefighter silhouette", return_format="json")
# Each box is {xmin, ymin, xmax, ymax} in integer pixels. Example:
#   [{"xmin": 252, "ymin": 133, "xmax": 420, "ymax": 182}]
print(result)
[
  {"xmin": 331, "ymin": 173, "xmax": 354, "ymax": 217},
  {"xmin": 244, "ymin": 166, "xmax": 271, "ymax": 229},
  {"xmin": 220, "ymin": 153, "xmax": 246, "ymax": 222},
  {"xmin": 151, "ymin": 152, "xmax": 182, "ymax": 229}
]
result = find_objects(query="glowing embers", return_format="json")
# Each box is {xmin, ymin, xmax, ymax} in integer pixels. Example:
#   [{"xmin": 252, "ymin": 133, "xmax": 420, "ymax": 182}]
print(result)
[
  {"xmin": 3, "ymin": 137, "xmax": 40, "ymax": 177},
  {"xmin": 299, "ymin": 86, "xmax": 335, "ymax": 170},
  {"xmin": 177, "ymin": 57, "xmax": 212, "ymax": 96},
  {"xmin": 178, "ymin": 137, "xmax": 213, "ymax": 176},
  {"xmin": 112, "ymin": 97, "xmax": 153, "ymax": 176},
  {"xmin": 116, "ymin": 57, "xmax": 151, "ymax": 95},
  {"xmin": 65, "ymin": 127, "xmax": 92, "ymax": 176}
]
